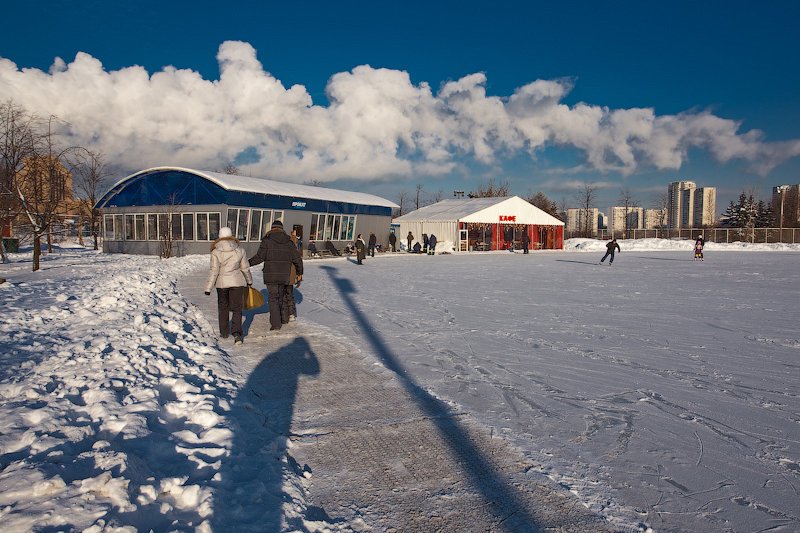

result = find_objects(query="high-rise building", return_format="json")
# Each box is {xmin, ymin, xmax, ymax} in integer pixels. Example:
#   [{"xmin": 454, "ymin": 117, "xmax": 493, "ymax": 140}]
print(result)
[
  {"xmin": 693, "ymin": 187, "xmax": 717, "ymax": 227},
  {"xmin": 644, "ymin": 208, "xmax": 667, "ymax": 229},
  {"xmin": 608, "ymin": 206, "xmax": 644, "ymax": 235},
  {"xmin": 668, "ymin": 180, "xmax": 696, "ymax": 229},
  {"xmin": 772, "ymin": 184, "xmax": 800, "ymax": 227},
  {"xmin": 668, "ymin": 181, "xmax": 716, "ymax": 228},
  {"xmin": 566, "ymin": 208, "xmax": 599, "ymax": 236}
]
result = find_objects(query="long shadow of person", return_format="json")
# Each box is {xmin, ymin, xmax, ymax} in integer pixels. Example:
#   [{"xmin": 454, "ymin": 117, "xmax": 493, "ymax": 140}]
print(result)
[
  {"xmin": 213, "ymin": 337, "xmax": 320, "ymax": 531},
  {"xmin": 318, "ymin": 265, "xmax": 540, "ymax": 532}
]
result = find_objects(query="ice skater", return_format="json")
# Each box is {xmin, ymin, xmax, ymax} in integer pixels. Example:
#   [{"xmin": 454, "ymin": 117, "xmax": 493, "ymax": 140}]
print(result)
[
  {"xmin": 694, "ymin": 236, "xmax": 705, "ymax": 261},
  {"xmin": 600, "ymin": 238, "xmax": 620, "ymax": 265}
]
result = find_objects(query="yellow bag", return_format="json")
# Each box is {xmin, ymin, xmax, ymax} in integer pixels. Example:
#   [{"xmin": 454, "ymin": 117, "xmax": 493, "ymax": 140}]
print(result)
[{"xmin": 243, "ymin": 286, "xmax": 265, "ymax": 310}]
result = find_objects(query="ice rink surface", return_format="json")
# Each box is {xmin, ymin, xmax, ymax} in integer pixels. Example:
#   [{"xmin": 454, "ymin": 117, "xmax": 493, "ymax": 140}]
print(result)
[{"xmin": 300, "ymin": 249, "xmax": 800, "ymax": 532}]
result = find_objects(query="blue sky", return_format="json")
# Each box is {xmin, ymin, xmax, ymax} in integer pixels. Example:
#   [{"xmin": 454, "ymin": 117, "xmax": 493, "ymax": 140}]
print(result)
[{"xmin": 1, "ymin": 0, "xmax": 798, "ymax": 211}]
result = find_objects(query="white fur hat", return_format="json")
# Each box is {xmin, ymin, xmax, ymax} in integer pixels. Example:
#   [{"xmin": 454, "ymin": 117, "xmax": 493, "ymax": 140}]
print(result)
[{"xmin": 219, "ymin": 227, "xmax": 233, "ymax": 239}]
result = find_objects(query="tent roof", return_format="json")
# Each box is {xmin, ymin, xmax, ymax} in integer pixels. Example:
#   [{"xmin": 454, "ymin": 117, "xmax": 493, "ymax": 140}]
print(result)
[
  {"xmin": 102, "ymin": 166, "xmax": 399, "ymax": 208},
  {"xmin": 394, "ymin": 196, "xmax": 564, "ymax": 225}
]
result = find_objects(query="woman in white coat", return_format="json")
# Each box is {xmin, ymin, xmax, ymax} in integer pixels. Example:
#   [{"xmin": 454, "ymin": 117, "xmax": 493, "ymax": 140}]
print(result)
[{"xmin": 204, "ymin": 227, "xmax": 253, "ymax": 344}]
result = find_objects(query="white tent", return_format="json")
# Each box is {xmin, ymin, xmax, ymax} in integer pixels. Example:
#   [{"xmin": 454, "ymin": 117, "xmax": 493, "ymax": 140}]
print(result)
[{"xmin": 394, "ymin": 196, "xmax": 564, "ymax": 251}]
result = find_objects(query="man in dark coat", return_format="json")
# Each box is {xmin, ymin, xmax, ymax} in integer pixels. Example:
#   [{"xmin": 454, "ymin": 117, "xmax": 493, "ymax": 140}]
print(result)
[
  {"xmin": 600, "ymin": 238, "xmax": 621, "ymax": 265},
  {"xmin": 388, "ymin": 232, "xmax": 397, "ymax": 252},
  {"xmin": 407, "ymin": 231, "xmax": 414, "ymax": 252},
  {"xmin": 427, "ymin": 234, "xmax": 437, "ymax": 255},
  {"xmin": 249, "ymin": 220, "xmax": 303, "ymax": 331},
  {"xmin": 368, "ymin": 233, "xmax": 377, "ymax": 257},
  {"xmin": 520, "ymin": 230, "xmax": 530, "ymax": 254}
]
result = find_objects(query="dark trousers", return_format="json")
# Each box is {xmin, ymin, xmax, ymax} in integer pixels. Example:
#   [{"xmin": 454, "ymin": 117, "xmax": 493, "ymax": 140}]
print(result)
[
  {"xmin": 285, "ymin": 284, "xmax": 297, "ymax": 317},
  {"xmin": 389, "ymin": 242, "xmax": 396, "ymax": 252},
  {"xmin": 217, "ymin": 286, "xmax": 245, "ymax": 337},
  {"xmin": 522, "ymin": 244, "xmax": 529, "ymax": 254},
  {"xmin": 368, "ymin": 245, "xmax": 375, "ymax": 257},
  {"xmin": 601, "ymin": 251, "xmax": 616, "ymax": 263},
  {"xmin": 267, "ymin": 284, "xmax": 289, "ymax": 329}
]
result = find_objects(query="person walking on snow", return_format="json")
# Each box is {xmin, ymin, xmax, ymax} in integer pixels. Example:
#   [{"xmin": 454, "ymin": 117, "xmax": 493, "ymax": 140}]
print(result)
[
  {"xmin": 204, "ymin": 226, "xmax": 253, "ymax": 345},
  {"xmin": 694, "ymin": 236, "xmax": 705, "ymax": 261},
  {"xmin": 368, "ymin": 233, "xmax": 377, "ymax": 257},
  {"xmin": 248, "ymin": 220, "xmax": 303, "ymax": 332},
  {"xmin": 407, "ymin": 231, "xmax": 414, "ymax": 252},
  {"xmin": 520, "ymin": 230, "xmax": 530, "ymax": 254},
  {"xmin": 600, "ymin": 238, "xmax": 621, "ymax": 265},
  {"xmin": 355, "ymin": 233, "xmax": 367, "ymax": 265},
  {"xmin": 388, "ymin": 232, "xmax": 397, "ymax": 252}
]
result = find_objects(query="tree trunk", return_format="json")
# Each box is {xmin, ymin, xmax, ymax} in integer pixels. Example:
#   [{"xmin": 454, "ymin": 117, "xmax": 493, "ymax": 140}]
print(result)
[
  {"xmin": 0, "ymin": 239, "xmax": 7, "ymax": 263},
  {"xmin": 33, "ymin": 234, "xmax": 41, "ymax": 271},
  {"xmin": 93, "ymin": 233, "xmax": 98, "ymax": 251},
  {"xmin": 47, "ymin": 231, "xmax": 53, "ymax": 253}
]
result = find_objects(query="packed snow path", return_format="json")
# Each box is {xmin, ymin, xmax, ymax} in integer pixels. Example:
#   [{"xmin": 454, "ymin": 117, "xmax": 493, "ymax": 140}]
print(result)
[{"xmin": 181, "ymin": 269, "xmax": 613, "ymax": 532}]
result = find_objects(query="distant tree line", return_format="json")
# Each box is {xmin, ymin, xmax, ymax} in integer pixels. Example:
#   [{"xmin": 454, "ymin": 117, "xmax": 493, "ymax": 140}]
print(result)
[{"xmin": 723, "ymin": 193, "xmax": 775, "ymax": 229}]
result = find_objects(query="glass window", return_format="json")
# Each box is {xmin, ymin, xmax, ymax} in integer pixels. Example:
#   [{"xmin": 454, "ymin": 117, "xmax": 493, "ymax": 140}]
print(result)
[
  {"xmin": 135, "ymin": 214, "xmax": 145, "ymax": 241},
  {"xmin": 262, "ymin": 210, "xmax": 273, "ymax": 235},
  {"xmin": 310, "ymin": 214, "xmax": 319, "ymax": 241},
  {"xmin": 226, "ymin": 209, "xmax": 238, "ymax": 236},
  {"xmin": 236, "ymin": 209, "xmax": 249, "ymax": 241},
  {"xmin": 158, "ymin": 214, "xmax": 169, "ymax": 238},
  {"xmin": 182, "ymin": 213, "xmax": 194, "ymax": 241},
  {"xmin": 209, "ymin": 213, "xmax": 221, "ymax": 240},
  {"xmin": 125, "ymin": 214, "xmax": 135, "ymax": 240},
  {"xmin": 104, "ymin": 215, "xmax": 114, "ymax": 240},
  {"xmin": 171, "ymin": 214, "xmax": 182, "ymax": 240},
  {"xmin": 346, "ymin": 216, "xmax": 356, "ymax": 240},
  {"xmin": 249, "ymin": 210, "xmax": 262, "ymax": 241},
  {"xmin": 197, "ymin": 213, "xmax": 209, "ymax": 241},
  {"xmin": 324, "ymin": 214, "xmax": 335, "ymax": 240},
  {"xmin": 147, "ymin": 214, "xmax": 158, "ymax": 240},
  {"xmin": 274, "ymin": 211, "xmax": 284, "ymax": 225},
  {"xmin": 113, "ymin": 215, "xmax": 124, "ymax": 240}
]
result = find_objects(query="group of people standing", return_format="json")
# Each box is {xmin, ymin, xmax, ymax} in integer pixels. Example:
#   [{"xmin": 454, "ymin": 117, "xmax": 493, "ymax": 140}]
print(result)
[
  {"xmin": 204, "ymin": 219, "xmax": 303, "ymax": 344},
  {"xmin": 405, "ymin": 232, "xmax": 437, "ymax": 255}
]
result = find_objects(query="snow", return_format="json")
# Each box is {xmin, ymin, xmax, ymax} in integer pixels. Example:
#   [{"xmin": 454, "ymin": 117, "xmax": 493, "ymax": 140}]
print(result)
[{"xmin": 1, "ymin": 239, "xmax": 799, "ymax": 532}]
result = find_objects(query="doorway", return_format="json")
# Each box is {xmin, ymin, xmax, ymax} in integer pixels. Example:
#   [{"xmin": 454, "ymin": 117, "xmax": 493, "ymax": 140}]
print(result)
[{"xmin": 292, "ymin": 224, "xmax": 304, "ymax": 250}]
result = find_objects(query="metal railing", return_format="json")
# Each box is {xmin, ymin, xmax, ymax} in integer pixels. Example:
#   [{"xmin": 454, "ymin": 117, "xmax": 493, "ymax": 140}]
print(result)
[{"xmin": 566, "ymin": 227, "xmax": 800, "ymax": 244}]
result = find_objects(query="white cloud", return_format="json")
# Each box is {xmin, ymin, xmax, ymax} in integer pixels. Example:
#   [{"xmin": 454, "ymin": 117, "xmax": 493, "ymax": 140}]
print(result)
[{"xmin": 1, "ymin": 41, "xmax": 798, "ymax": 182}]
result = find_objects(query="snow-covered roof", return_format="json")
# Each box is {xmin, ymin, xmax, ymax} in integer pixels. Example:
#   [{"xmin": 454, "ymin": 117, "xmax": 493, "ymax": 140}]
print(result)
[
  {"xmin": 394, "ymin": 196, "xmax": 564, "ymax": 225},
  {"xmin": 106, "ymin": 167, "xmax": 399, "ymax": 208}
]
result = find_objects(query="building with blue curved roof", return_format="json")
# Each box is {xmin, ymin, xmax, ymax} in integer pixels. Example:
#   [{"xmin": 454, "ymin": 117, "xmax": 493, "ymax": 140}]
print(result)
[{"xmin": 97, "ymin": 167, "xmax": 398, "ymax": 256}]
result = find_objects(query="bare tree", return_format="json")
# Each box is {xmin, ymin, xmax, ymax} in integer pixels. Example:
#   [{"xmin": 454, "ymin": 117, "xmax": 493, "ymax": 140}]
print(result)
[
  {"xmin": 15, "ymin": 116, "xmax": 76, "ymax": 271},
  {"xmin": 431, "ymin": 189, "xmax": 445, "ymax": 203},
  {"xmin": 618, "ymin": 187, "xmax": 637, "ymax": 239},
  {"xmin": 304, "ymin": 178, "xmax": 324, "ymax": 186},
  {"xmin": 469, "ymin": 178, "xmax": 510, "ymax": 198},
  {"xmin": 574, "ymin": 183, "xmax": 597, "ymax": 238},
  {"xmin": 0, "ymin": 100, "xmax": 38, "ymax": 263},
  {"xmin": 70, "ymin": 149, "xmax": 109, "ymax": 250},
  {"xmin": 396, "ymin": 190, "xmax": 408, "ymax": 216},
  {"xmin": 222, "ymin": 162, "xmax": 240, "ymax": 175},
  {"xmin": 525, "ymin": 191, "xmax": 559, "ymax": 217}
]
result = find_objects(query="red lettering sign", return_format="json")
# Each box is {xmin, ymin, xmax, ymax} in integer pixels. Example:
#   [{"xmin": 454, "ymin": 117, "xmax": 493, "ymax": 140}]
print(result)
[{"xmin": 499, "ymin": 215, "xmax": 516, "ymax": 222}]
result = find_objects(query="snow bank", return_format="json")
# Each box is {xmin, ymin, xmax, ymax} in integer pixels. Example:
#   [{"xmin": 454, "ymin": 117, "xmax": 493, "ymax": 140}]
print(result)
[{"xmin": 0, "ymin": 249, "xmax": 314, "ymax": 530}]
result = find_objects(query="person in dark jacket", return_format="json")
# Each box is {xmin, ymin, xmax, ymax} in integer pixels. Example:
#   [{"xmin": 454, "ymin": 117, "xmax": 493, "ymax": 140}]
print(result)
[
  {"xmin": 388, "ymin": 232, "xmax": 397, "ymax": 252},
  {"xmin": 354, "ymin": 233, "xmax": 367, "ymax": 264},
  {"xmin": 520, "ymin": 230, "xmax": 530, "ymax": 254},
  {"xmin": 427, "ymin": 234, "xmax": 437, "ymax": 255},
  {"xmin": 368, "ymin": 233, "xmax": 377, "ymax": 257},
  {"xmin": 422, "ymin": 233, "xmax": 429, "ymax": 253},
  {"xmin": 249, "ymin": 220, "xmax": 303, "ymax": 331},
  {"xmin": 600, "ymin": 238, "xmax": 621, "ymax": 265},
  {"xmin": 407, "ymin": 231, "xmax": 414, "ymax": 252}
]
